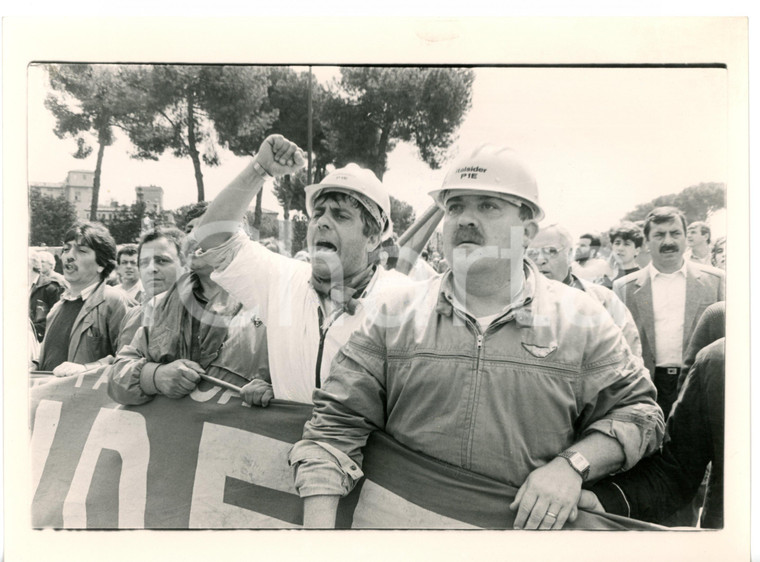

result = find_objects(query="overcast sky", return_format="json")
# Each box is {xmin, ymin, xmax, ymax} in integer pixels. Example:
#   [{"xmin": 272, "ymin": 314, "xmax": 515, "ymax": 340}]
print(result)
[{"xmin": 28, "ymin": 63, "xmax": 728, "ymax": 241}]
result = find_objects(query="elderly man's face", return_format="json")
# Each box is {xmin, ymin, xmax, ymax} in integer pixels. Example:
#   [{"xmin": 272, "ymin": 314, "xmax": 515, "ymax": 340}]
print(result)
[
  {"xmin": 442, "ymin": 191, "xmax": 529, "ymax": 279},
  {"xmin": 38, "ymin": 255, "xmax": 54, "ymax": 274},
  {"xmin": 528, "ymin": 229, "xmax": 571, "ymax": 282},
  {"xmin": 62, "ymin": 240, "xmax": 102, "ymax": 288},
  {"xmin": 307, "ymin": 195, "xmax": 379, "ymax": 280}
]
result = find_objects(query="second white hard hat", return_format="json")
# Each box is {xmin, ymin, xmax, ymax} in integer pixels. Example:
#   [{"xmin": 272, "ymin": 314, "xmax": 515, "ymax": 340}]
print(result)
[{"xmin": 305, "ymin": 163, "xmax": 393, "ymax": 237}]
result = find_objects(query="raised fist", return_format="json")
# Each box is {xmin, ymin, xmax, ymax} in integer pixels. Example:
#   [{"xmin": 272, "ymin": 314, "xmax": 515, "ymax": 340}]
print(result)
[{"xmin": 253, "ymin": 134, "xmax": 306, "ymax": 178}]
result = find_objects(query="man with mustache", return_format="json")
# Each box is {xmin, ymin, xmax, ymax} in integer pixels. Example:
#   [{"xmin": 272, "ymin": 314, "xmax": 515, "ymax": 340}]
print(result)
[
  {"xmin": 290, "ymin": 145, "xmax": 663, "ymax": 530},
  {"xmin": 189, "ymin": 134, "xmax": 412, "ymax": 406},
  {"xmin": 36, "ymin": 222, "xmax": 131, "ymax": 376},
  {"xmin": 614, "ymin": 207, "xmax": 725, "ymax": 419}
]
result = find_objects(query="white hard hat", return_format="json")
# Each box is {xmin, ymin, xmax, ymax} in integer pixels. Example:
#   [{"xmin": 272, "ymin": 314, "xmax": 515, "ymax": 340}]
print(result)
[
  {"xmin": 429, "ymin": 145, "xmax": 544, "ymax": 221},
  {"xmin": 305, "ymin": 163, "xmax": 393, "ymax": 237}
]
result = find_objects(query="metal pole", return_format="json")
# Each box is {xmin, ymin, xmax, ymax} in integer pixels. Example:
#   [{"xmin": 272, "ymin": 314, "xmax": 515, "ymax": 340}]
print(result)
[{"xmin": 307, "ymin": 66, "xmax": 313, "ymax": 184}]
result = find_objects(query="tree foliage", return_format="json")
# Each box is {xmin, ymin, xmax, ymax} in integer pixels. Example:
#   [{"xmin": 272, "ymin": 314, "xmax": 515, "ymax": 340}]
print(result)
[
  {"xmin": 44, "ymin": 64, "xmax": 135, "ymax": 221},
  {"xmin": 122, "ymin": 65, "xmax": 277, "ymax": 202},
  {"xmin": 264, "ymin": 67, "xmax": 332, "ymax": 183},
  {"xmin": 105, "ymin": 200, "xmax": 162, "ymax": 245},
  {"xmin": 323, "ymin": 67, "xmax": 475, "ymax": 179},
  {"xmin": 389, "ymin": 196, "xmax": 415, "ymax": 237},
  {"xmin": 623, "ymin": 182, "xmax": 726, "ymax": 224},
  {"xmin": 170, "ymin": 202, "xmax": 201, "ymax": 232},
  {"xmin": 273, "ymin": 168, "xmax": 308, "ymax": 220},
  {"xmin": 29, "ymin": 188, "xmax": 79, "ymax": 246}
]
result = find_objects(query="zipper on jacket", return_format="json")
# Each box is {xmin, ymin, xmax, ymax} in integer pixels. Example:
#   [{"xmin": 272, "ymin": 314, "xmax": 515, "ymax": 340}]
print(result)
[
  {"xmin": 465, "ymin": 329, "xmax": 486, "ymax": 468},
  {"xmin": 315, "ymin": 306, "xmax": 326, "ymax": 389},
  {"xmin": 451, "ymin": 307, "xmax": 485, "ymax": 470}
]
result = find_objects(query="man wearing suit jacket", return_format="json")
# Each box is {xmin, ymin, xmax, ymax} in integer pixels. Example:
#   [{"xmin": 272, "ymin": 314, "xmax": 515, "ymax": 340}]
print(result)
[{"xmin": 614, "ymin": 207, "xmax": 725, "ymax": 419}]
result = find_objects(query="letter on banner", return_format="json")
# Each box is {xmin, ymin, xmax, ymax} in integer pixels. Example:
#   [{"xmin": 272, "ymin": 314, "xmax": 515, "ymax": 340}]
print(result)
[
  {"xmin": 189, "ymin": 423, "xmax": 299, "ymax": 528},
  {"xmin": 30, "ymin": 400, "xmax": 62, "ymax": 498},
  {"xmin": 62, "ymin": 408, "xmax": 150, "ymax": 528}
]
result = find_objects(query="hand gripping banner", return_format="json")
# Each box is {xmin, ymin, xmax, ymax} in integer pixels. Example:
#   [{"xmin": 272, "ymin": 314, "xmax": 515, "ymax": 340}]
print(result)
[{"xmin": 30, "ymin": 371, "xmax": 661, "ymax": 530}]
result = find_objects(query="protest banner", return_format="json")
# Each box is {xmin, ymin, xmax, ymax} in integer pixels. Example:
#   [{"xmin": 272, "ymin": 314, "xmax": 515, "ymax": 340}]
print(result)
[{"xmin": 30, "ymin": 371, "xmax": 661, "ymax": 530}]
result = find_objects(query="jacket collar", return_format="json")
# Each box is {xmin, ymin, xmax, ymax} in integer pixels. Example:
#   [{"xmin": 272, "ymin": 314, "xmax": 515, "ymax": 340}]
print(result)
[
  {"xmin": 62, "ymin": 279, "xmax": 101, "ymax": 302},
  {"xmin": 647, "ymin": 260, "xmax": 688, "ymax": 283}
]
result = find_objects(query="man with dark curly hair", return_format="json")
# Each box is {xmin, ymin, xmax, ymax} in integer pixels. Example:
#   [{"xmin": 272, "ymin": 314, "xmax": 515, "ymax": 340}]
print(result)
[{"xmin": 36, "ymin": 221, "xmax": 131, "ymax": 376}]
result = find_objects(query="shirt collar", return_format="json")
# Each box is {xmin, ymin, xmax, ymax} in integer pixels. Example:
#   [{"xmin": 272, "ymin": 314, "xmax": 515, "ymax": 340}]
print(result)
[
  {"xmin": 649, "ymin": 260, "xmax": 687, "ymax": 282},
  {"xmin": 62, "ymin": 279, "xmax": 101, "ymax": 302},
  {"xmin": 31, "ymin": 273, "xmax": 40, "ymax": 286},
  {"xmin": 437, "ymin": 261, "xmax": 535, "ymax": 322}
]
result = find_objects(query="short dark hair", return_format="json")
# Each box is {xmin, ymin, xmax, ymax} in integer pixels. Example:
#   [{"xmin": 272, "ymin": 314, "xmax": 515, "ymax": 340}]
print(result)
[
  {"xmin": 608, "ymin": 222, "xmax": 645, "ymax": 248},
  {"xmin": 313, "ymin": 192, "xmax": 382, "ymax": 239},
  {"xmin": 63, "ymin": 221, "xmax": 117, "ymax": 280},
  {"xmin": 580, "ymin": 233, "xmax": 601, "ymax": 248},
  {"xmin": 138, "ymin": 227, "xmax": 185, "ymax": 264},
  {"xmin": 643, "ymin": 206, "xmax": 687, "ymax": 239},
  {"xmin": 117, "ymin": 244, "xmax": 138, "ymax": 264},
  {"xmin": 687, "ymin": 221, "xmax": 711, "ymax": 244}
]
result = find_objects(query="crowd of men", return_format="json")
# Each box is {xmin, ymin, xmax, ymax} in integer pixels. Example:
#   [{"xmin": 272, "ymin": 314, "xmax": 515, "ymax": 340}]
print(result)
[{"xmin": 29, "ymin": 134, "xmax": 726, "ymax": 530}]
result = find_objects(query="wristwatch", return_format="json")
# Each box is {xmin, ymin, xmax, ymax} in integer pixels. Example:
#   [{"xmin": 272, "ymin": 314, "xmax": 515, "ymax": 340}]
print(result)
[{"xmin": 557, "ymin": 450, "xmax": 590, "ymax": 481}]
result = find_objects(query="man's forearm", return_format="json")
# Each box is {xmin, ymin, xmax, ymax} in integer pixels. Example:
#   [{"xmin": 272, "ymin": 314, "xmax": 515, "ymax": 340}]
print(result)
[
  {"xmin": 303, "ymin": 495, "xmax": 340, "ymax": 528},
  {"xmin": 197, "ymin": 160, "xmax": 268, "ymax": 250},
  {"xmin": 569, "ymin": 432, "xmax": 625, "ymax": 481}
]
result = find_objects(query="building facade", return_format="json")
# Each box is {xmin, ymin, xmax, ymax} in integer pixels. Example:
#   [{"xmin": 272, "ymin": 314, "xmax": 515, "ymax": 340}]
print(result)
[{"xmin": 30, "ymin": 171, "xmax": 164, "ymax": 222}]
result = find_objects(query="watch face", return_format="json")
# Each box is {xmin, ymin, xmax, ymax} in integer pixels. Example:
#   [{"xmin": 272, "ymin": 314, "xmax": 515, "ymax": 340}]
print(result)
[
  {"xmin": 561, "ymin": 451, "xmax": 590, "ymax": 480},
  {"xmin": 571, "ymin": 452, "xmax": 590, "ymax": 472}
]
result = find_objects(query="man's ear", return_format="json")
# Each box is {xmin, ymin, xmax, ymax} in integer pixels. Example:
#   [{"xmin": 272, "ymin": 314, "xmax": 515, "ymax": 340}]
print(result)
[
  {"xmin": 366, "ymin": 233, "xmax": 382, "ymax": 254},
  {"xmin": 522, "ymin": 220, "xmax": 539, "ymax": 248}
]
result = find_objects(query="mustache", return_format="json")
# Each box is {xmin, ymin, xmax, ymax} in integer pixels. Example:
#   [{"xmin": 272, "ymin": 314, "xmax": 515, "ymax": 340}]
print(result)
[
  {"xmin": 659, "ymin": 244, "xmax": 679, "ymax": 253},
  {"xmin": 453, "ymin": 227, "xmax": 485, "ymax": 245}
]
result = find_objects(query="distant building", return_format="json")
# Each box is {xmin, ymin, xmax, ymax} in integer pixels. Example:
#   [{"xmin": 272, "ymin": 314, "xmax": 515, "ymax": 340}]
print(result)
[
  {"xmin": 135, "ymin": 185, "xmax": 164, "ymax": 213},
  {"xmin": 30, "ymin": 170, "xmax": 95, "ymax": 220},
  {"xmin": 30, "ymin": 171, "xmax": 164, "ymax": 222}
]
